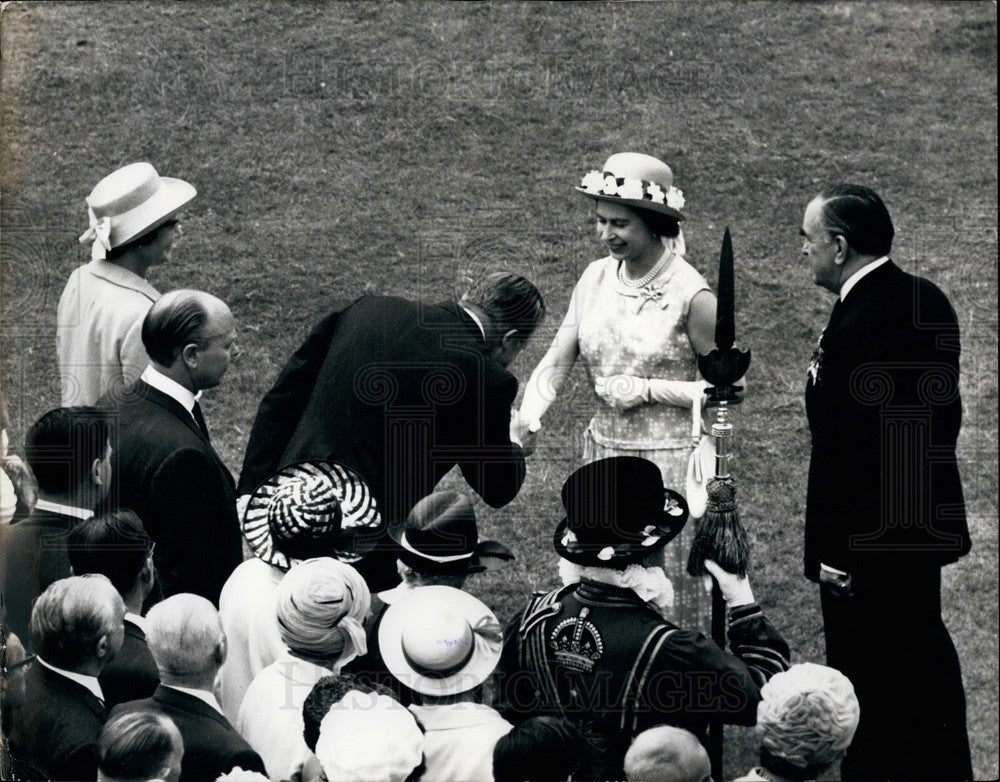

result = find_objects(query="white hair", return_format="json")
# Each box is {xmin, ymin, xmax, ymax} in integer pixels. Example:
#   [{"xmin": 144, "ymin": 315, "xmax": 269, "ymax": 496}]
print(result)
[
  {"xmin": 757, "ymin": 663, "xmax": 860, "ymax": 771},
  {"xmin": 145, "ymin": 593, "xmax": 223, "ymax": 677},
  {"xmin": 30, "ymin": 574, "xmax": 123, "ymax": 670},
  {"xmin": 624, "ymin": 725, "xmax": 710, "ymax": 782}
]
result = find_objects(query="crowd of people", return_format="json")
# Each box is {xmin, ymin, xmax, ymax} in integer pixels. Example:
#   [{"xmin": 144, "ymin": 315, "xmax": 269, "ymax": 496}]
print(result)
[{"xmin": 0, "ymin": 155, "xmax": 973, "ymax": 782}]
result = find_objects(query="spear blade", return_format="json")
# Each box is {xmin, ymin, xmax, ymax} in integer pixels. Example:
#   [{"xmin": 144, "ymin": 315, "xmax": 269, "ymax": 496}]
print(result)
[{"xmin": 716, "ymin": 226, "xmax": 735, "ymax": 351}]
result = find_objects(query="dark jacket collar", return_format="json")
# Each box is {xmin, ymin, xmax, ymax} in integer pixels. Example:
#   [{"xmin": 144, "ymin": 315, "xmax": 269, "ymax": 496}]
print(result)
[
  {"xmin": 152, "ymin": 683, "xmax": 233, "ymax": 729},
  {"xmin": 575, "ymin": 578, "xmax": 649, "ymax": 607},
  {"xmin": 840, "ymin": 258, "xmax": 900, "ymax": 304},
  {"xmin": 439, "ymin": 301, "xmax": 489, "ymax": 346},
  {"xmin": 129, "ymin": 379, "xmax": 207, "ymax": 443},
  {"xmin": 34, "ymin": 661, "xmax": 106, "ymax": 719}
]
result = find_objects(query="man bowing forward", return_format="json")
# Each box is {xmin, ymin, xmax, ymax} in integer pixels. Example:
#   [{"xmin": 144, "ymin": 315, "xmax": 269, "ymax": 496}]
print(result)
[{"xmin": 238, "ymin": 272, "xmax": 545, "ymax": 591}]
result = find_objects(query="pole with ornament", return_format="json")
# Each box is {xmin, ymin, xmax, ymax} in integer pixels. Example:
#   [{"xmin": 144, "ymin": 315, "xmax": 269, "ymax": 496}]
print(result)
[{"xmin": 688, "ymin": 226, "xmax": 752, "ymax": 779}]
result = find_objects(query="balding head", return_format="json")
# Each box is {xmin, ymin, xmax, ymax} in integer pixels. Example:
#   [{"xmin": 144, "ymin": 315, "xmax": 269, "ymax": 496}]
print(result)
[
  {"xmin": 30, "ymin": 574, "xmax": 125, "ymax": 674},
  {"xmin": 624, "ymin": 726, "xmax": 711, "ymax": 782},
  {"xmin": 145, "ymin": 594, "xmax": 225, "ymax": 687},
  {"xmin": 141, "ymin": 290, "xmax": 236, "ymax": 391}
]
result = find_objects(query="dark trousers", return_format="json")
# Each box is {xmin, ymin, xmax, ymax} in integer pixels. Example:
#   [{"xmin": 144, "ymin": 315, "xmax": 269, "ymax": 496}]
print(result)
[{"xmin": 820, "ymin": 568, "xmax": 972, "ymax": 781}]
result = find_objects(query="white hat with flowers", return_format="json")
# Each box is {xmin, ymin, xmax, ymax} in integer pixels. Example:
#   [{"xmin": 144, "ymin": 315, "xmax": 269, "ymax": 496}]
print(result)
[{"xmin": 576, "ymin": 152, "xmax": 686, "ymax": 220}]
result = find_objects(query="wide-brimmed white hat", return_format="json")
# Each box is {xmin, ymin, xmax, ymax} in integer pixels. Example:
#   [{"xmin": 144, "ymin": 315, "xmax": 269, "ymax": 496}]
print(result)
[
  {"xmin": 379, "ymin": 585, "xmax": 503, "ymax": 697},
  {"xmin": 576, "ymin": 152, "xmax": 686, "ymax": 220},
  {"xmin": 78, "ymin": 162, "xmax": 196, "ymax": 259}
]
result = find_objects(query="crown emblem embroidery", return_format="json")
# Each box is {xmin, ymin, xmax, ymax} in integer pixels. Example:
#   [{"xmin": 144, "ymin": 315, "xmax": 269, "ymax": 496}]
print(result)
[{"xmin": 550, "ymin": 609, "xmax": 604, "ymax": 674}]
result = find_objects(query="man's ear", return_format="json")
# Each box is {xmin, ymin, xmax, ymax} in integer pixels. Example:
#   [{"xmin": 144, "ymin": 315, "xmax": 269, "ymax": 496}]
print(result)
[
  {"xmin": 140, "ymin": 557, "xmax": 155, "ymax": 585},
  {"xmin": 214, "ymin": 636, "xmax": 227, "ymax": 666},
  {"xmin": 181, "ymin": 342, "xmax": 200, "ymax": 368},
  {"xmin": 499, "ymin": 329, "xmax": 523, "ymax": 361},
  {"xmin": 95, "ymin": 633, "xmax": 111, "ymax": 660},
  {"xmin": 833, "ymin": 234, "xmax": 849, "ymax": 264},
  {"xmin": 91, "ymin": 457, "xmax": 105, "ymax": 488}
]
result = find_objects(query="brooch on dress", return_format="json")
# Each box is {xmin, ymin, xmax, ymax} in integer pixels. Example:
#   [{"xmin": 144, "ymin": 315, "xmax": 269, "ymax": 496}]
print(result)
[{"xmin": 618, "ymin": 280, "xmax": 669, "ymax": 313}]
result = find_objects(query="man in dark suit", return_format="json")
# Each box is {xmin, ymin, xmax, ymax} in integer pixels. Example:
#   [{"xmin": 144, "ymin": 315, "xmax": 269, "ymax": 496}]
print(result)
[
  {"xmin": 801, "ymin": 184, "xmax": 972, "ymax": 780},
  {"xmin": 237, "ymin": 272, "xmax": 545, "ymax": 590},
  {"xmin": 104, "ymin": 289, "xmax": 242, "ymax": 604},
  {"xmin": 6, "ymin": 574, "xmax": 125, "ymax": 781},
  {"xmin": 1, "ymin": 406, "xmax": 112, "ymax": 644},
  {"xmin": 111, "ymin": 593, "xmax": 266, "ymax": 782},
  {"xmin": 68, "ymin": 509, "xmax": 160, "ymax": 709}
]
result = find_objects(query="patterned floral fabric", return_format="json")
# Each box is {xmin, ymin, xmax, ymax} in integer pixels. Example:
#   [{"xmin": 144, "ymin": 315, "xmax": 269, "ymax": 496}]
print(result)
[{"xmin": 576, "ymin": 249, "xmax": 712, "ymax": 632}]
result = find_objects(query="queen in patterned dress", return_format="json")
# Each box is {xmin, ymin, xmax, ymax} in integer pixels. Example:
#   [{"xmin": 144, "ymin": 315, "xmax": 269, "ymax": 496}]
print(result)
[{"xmin": 518, "ymin": 152, "xmax": 718, "ymax": 632}]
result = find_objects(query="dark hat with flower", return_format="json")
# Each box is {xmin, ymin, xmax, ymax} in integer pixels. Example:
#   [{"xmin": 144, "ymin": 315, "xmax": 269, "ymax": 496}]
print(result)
[
  {"xmin": 393, "ymin": 491, "xmax": 514, "ymax": 576},
  {"xmin": 553, "ymin": 456, "xmax": 688, "ymax": 568},
  {"xmin": 575, "ymin": 152, "xmax": 686, "ymax": 221},
  {"xmin": 242, "ymin": 460, "xmax": 383, "ymax": 570}
]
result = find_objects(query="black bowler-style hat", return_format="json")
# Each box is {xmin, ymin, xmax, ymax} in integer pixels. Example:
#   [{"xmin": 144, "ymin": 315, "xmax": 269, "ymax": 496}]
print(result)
[
  {"xmin": 392, "ymin": 491, "xmax": 514, "ymax": 576},
  {"xmin": 553, "ymin": 456, "xmax": 688, "ymax": 568}
]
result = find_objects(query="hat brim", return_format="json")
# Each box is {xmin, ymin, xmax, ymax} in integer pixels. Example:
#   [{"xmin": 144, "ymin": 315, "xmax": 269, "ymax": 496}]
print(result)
[
  {"xmin": 552, "ymin": 489, "xmax": 689, "ymax": 568},
  {"xmin": 104, "ymin": 176, "xmax": 197, "ymax": 249},
  {"xmin": 242, "ymin": 460, "xmax": 383, "ymax": 570},
  {"xmin": 392, "ymin": 530, "xmax": 514, "ymax": 576},
  {"xmin": 575, "ymin": 187, "xmax": 686, "ymax": 221},
  {"xmin": 378, "ymin": 585, "xmax": 502, "ymax": 697}
]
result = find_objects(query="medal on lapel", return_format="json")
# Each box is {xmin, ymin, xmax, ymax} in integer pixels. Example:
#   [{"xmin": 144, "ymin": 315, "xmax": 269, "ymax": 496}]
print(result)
[{"xmin": 807, "ymin": 334, "xmax": 824, "ymax": 386}]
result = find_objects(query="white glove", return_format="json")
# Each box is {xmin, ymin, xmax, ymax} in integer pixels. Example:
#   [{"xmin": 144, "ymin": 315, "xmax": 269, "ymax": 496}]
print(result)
[
  {"xmin": 594, "ymin": 374, "xmax": 649, "ymax": 411},
  {"xmin": 703, "ymin": 558, "xmax": 755, "ymax": 607},
  {"xmin": 645, "ymin": 378, "xmax": 709, "ymax": 408},
  {"xmin": 647, "ymin": 379, "xmax": 709, "ymax": 440}
]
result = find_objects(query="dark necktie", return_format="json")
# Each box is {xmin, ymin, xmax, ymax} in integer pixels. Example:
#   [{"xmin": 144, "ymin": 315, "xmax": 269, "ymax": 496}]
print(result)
[{"xmin": 192, "ymin": 401, "xmax": 210, "ymax": 440}]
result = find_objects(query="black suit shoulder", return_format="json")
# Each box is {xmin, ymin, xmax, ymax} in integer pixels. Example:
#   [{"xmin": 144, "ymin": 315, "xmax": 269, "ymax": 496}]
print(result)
[
  {"xmin": 7, "ymin": 663, "xmax": 106, "ymax": 781},
  {"xmin": 106, "ymin": 381, "xmax": 240, "ymax": 604},
  {"xmin": 112, "ymin": 685, "xmax": 266, "ymax": 782},
  {"xmin": 804, "ymin": 261, "xmax": 969, "ymax": 577},
  {"xmin": 1, "ymin": 510, "xmax": 77, "ymax": 645},
  {"xmin": 99, "ymin": 620, "xmax": 160, "ymax": 709}
]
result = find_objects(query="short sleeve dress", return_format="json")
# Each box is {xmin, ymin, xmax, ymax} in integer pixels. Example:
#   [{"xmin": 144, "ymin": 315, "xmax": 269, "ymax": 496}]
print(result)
[{"xmin": 575, "ymin": 245, "xmax": 711, "ymax": 631}]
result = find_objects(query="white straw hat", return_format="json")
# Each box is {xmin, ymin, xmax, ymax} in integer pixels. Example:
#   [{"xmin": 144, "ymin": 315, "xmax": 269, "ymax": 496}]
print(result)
[
  {"xmin": 78, "ymin": 162, "xmax": 196, "ymax": 259},
  {"xmin": 378, "ymin": 585, "xmax": 503, "ymax": 697}
]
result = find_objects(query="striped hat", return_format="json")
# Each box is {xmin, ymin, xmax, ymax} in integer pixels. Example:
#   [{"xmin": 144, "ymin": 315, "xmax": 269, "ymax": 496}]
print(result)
[{"xmin": 242, "ymin": 460, "xmax": 382, "ymax": 570}]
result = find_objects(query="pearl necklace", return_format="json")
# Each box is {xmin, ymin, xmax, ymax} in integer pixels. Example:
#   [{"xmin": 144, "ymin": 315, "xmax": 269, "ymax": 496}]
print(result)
[{"xmin": 617, "ymin": 246, "xmax": 674, "ymax": 288}]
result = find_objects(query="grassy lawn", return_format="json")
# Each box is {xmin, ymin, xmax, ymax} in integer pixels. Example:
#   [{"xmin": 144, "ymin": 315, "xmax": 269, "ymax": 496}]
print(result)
[{"xmin": 2, "ymin": 2, "xmax": 996, "ymax": 777}]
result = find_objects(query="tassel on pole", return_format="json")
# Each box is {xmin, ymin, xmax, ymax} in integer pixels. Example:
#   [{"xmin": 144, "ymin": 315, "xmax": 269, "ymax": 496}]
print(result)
[{"xmin": 688, "ymin": 227, "xmax": 752, "ymax": 781}]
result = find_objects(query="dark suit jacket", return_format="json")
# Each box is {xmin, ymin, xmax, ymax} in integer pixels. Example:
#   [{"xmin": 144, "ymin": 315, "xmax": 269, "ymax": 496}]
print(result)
[
  {"xmin": 104, "ymin": 379, "xmax": 242, "ymax": 604},
  {"xmin": 98, "ymin": 617, "xmax": 159, "ymax": 709},
  {"xmin": 804, "ymin": 261, "xmax": 971, "ymax": 580},
  {"xmin": 111, "ymin": 684, "xmax": 266, "ymax": 782},
  {"xmin": 238, "ymin": 296, "xmax": 526, "ymax": 525},
  {"xmin": 1, "ymin": 507, "xmax": 81, "ymax": 645},
  {"xmin": 6, "ymin": 661, "xmax": 106, "ymax": 781}
]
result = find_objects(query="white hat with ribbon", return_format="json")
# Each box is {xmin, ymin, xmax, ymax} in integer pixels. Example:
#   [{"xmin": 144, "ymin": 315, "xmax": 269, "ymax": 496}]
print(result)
[{"xmin": 78, "ymin": 162, "xmax": 196, "ymax": 260}]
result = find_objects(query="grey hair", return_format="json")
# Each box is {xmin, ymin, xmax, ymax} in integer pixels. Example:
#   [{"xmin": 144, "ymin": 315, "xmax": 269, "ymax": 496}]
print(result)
[
  {"xmin": 30, "ymin": 574, "xmax": 123, "ymax": 669},
  {"xmin": 145, "ymin": 593, "xmax": 224, "ymax": 677},
  {"xmin": 396, "ymin": 561, "xmax": 466, "ymax": 590},
  {"xmin": 624, "ymin": 725, "xmax": 710, "ymax": 782}
]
